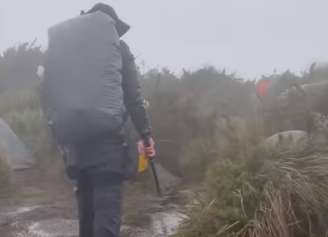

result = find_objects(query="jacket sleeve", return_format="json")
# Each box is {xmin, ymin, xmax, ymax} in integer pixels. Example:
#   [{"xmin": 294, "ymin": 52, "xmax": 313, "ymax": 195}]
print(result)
[{"xmin": 120, "ymin": 40, "xmax": 152, "ymax": 137}]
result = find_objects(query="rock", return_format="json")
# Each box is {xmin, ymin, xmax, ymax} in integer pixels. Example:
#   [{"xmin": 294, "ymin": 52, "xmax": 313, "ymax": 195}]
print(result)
[
  {"xmin": 0, "ymin": 118, "xmax": 34, "ymax": 170},
  {"xmin": 262, "ymin": 130, "xmax": 309, "ymax": 152}
]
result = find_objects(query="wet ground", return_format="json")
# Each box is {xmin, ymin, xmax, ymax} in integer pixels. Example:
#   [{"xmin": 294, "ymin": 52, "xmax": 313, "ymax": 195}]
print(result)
[{"xmin": 0, "ymin": 169, "xmax": 187, "ymax": 237}]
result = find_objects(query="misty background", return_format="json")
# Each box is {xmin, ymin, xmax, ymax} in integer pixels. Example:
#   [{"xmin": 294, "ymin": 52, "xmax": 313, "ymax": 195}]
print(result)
[
  {"xmin": 2, "ymin": 1, "xmax": 328, "ymax": 236},
  {"xmin": 0, "ymin": 0, "xmax": 327, "ymax": 78}
]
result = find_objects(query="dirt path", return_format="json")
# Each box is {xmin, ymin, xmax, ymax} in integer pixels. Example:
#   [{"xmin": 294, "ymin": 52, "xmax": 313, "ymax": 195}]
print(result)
[{"xmin": 0, "ymin": 169, "xmax": 187, "ymax": 237}]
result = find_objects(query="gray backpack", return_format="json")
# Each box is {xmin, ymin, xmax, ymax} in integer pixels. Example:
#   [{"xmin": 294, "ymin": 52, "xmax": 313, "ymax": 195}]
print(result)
[{"xmin": 44, "ymin": 12, "xmax": 125, "ymax": 144}]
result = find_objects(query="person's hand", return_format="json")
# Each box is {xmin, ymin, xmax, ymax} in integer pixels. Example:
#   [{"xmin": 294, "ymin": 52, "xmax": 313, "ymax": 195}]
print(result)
[{"xmin": 138, "ymin": 137, "xmax": 156, "ymax": 159}]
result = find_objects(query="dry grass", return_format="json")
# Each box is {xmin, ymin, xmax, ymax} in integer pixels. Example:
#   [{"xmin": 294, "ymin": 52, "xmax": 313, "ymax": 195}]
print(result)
[{"xmin": 175, "ymin": 137, "xmax": 328, "ymax": 237}]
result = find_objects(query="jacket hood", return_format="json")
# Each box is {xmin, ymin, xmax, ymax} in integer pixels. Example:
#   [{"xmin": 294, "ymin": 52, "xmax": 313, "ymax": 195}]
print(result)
[{"xmin": 87, "ymin": 3, "xmax": 130, "ymax": 37}]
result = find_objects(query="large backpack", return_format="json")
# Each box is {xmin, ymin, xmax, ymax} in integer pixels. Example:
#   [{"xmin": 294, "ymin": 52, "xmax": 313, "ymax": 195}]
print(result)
[{"xmin": 44, "ymin": 12, "xmax": 125, "ymax": 144}]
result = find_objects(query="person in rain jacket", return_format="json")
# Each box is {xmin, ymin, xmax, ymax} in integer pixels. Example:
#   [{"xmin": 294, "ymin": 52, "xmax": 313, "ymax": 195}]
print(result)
[{"xmin": 42, "ymin": 3, "xmax": 156, "ymax": 237}]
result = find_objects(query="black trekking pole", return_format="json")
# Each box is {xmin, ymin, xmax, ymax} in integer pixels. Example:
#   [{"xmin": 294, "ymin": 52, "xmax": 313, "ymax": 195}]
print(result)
[{"xmin": 143, "ymin": 136, "xmax": 162, "ymax": 197}]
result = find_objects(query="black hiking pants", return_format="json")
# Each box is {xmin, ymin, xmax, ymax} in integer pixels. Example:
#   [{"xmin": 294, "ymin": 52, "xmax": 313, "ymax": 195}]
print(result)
[{"xmin": 76, "ymin": 171, "xmax": 124, "ymax": 237}]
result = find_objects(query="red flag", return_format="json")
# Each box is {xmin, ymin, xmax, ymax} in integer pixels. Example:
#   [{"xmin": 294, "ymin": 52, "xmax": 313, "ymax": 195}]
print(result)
[{"xmin": 256, "ymin": 79, "xmax": 271, "ymax": 98}]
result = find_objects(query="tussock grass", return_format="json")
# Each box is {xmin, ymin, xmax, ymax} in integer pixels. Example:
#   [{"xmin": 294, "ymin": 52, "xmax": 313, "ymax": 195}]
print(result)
[{"xmin": 175, "ymin": 136, "xmax": 328, "ymax": 237}]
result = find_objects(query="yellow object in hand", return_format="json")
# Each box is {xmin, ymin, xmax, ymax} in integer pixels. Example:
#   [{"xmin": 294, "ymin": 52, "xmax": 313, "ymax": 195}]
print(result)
[{"xmin": 138, "ymin": 154, "xmax": 149, "ymax": 173}]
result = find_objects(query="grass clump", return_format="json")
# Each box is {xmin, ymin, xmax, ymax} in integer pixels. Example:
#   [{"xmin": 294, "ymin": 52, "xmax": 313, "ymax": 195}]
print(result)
[{"xmin": 175, "ymin": 141, "xmax": 328, "ymax": 237}]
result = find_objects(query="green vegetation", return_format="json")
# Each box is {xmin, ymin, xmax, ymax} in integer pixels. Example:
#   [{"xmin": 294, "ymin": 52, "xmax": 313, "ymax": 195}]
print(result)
[
  {"xmin": 175, "ymin": 134, "xmax": 328, "ymax": 237},
  {"xmin": 0, "ymin": 88, "xmax": 64, "ymax": 186},
  {"xmin": 142, "ymin": 68, "xmax": 257, "ymax": 177},
  {"xmin": 0, "ymin": 43, "xmax": 60, "ymax": 178},
  {"xmin": 0, "ymin": 42, "xmax": 43, "ymax": 93}
]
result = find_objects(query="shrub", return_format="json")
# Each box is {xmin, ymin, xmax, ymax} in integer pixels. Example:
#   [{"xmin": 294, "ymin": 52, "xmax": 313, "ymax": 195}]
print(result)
[
  {"xmin": 141, "ymin": 68, "xmax": 256, "ymax": 176},
  {"xmin": 0, "ymin": 42, "xmax": 43, "ymax": 92}
]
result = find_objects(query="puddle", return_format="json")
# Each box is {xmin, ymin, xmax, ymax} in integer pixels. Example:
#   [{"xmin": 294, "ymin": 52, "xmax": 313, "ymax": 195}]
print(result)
[
  {"xmin": 151, "ymin": 210, "xmax": 187, "ymax": 236},
  {"xmin": 7, "ymin": 206, "xmax": 41, "ymax": 217},
  {"xmin": 19, "ymin": 208, "xmax": 186, "ymax": 237},
  {"xmin": 28, "ymin": 219, "xmax": 78, "ymax": 237},
  {"xmin": 4, "ymin": 184, "xmax": 187, "ymax": 237}
]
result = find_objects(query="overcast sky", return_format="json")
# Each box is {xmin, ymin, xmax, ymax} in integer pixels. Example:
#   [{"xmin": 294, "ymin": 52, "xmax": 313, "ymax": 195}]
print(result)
[{"xmin": 0, "ymin": 0, "xmax": 327, "ymax": 79}]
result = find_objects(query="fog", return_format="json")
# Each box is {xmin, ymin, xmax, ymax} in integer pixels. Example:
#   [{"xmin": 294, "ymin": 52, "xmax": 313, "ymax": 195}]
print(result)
[
  {"xmin": 2, "ymin": 1, "xmax": 328, "ymax": 237},
  {"xmin": 0, "ymin": 0, "xmax": 328, "ymax": 78}
]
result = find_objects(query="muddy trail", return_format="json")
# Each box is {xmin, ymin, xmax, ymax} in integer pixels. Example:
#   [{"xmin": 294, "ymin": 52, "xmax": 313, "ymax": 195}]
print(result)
[{"xmin": 0, "ymin": 169, "xmax": 187, "ymax": 237}]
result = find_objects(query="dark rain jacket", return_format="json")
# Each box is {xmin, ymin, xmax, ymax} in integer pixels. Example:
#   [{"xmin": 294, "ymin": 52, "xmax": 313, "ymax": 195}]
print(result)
[
  {"xmin": 43, "ymin": 40, "xmax": 151, "ymax": 179},
  {"xmin": 73, "ymin": 40, "xmax": 151, "ymax": 178}
]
